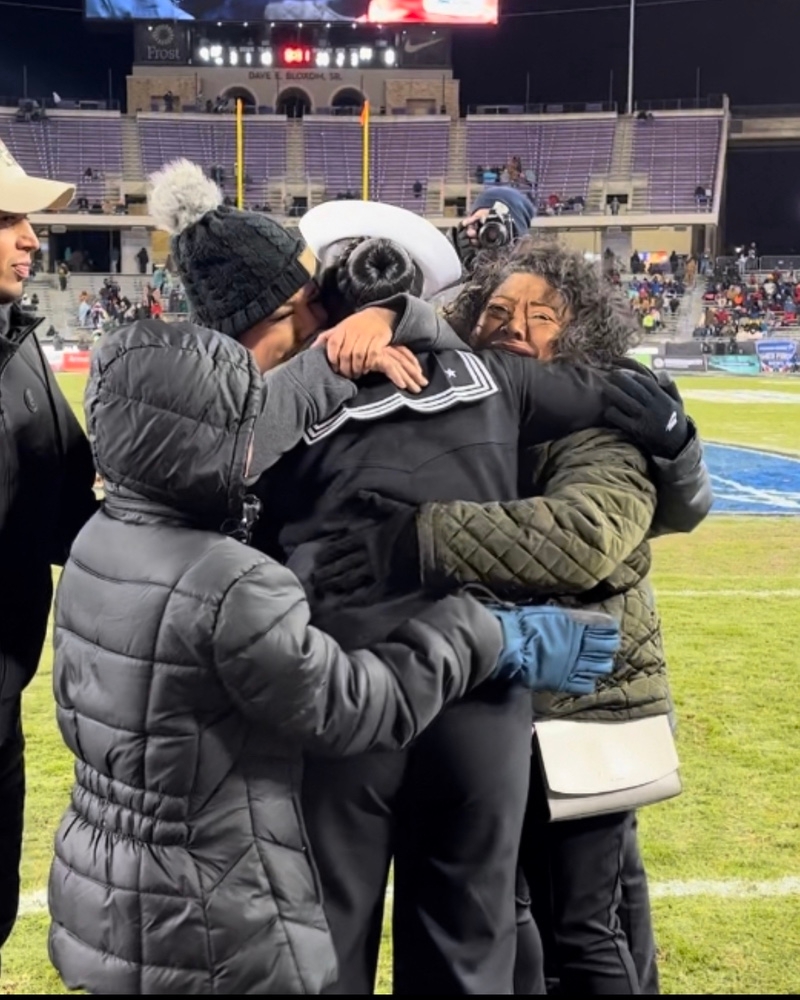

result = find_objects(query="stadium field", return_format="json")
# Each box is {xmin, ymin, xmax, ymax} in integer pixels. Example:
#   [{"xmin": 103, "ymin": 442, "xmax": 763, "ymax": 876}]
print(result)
[{"xmin": 2, "ymin": 373, "xmax": 799, "ymax": 995}]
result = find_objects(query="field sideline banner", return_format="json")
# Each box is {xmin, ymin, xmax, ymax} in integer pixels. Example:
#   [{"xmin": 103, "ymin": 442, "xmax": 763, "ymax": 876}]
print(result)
[
  {"xmin": 756, "ymin": 339, "xmax": 798, "ymax": 372},
  {"xmin": 652, "ymin": 356, "xmax": 707, "ymax": 373},
  {"xmin": 706, "ymin": 355, "xmax": 762, "ymax": 376},
  {"xmin": 42, "ymin": 346, "xmax": 92, "ymax": 374}
]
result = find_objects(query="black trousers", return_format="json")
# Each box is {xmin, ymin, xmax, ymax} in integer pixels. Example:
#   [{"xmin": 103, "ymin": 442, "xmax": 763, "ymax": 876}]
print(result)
[
  {"xmin": 619, "ymin": 817, "xmax": 660, "ymax": 995},
  {"xmin": 0, "ymin": 704, "xmax": 25, "ymax": 963},
  {"xmin": 515, "ymin": 823, "xmax": 659, "ymax": 995},
  {"xmin": 519, "ymin": 768, "xmax": 640, "ymax": 995},
  {"xmin": 302, "ymin": 685, "xmax": 533, "ymax": 995}
]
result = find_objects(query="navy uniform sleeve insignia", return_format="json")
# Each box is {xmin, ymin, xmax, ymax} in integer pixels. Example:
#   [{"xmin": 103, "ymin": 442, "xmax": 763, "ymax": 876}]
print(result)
[{"xmin": 304, "ymin": 350, "xmax": 499, "ymax": 445}]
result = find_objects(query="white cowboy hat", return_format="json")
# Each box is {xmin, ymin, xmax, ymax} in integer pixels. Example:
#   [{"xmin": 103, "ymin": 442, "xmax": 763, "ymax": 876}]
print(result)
[
  {"xmin": 0, "ymin": 139, "xmax": 74, "ymax": 214},
  {"xmin": 300, "ymin": 200, "xmax": 462, "ymax": 299}
]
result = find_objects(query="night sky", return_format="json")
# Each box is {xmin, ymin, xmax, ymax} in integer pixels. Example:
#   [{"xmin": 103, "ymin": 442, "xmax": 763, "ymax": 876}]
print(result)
[{"xmin": 1, "ymin": 0, "xmax": 799, "ymax": 251}]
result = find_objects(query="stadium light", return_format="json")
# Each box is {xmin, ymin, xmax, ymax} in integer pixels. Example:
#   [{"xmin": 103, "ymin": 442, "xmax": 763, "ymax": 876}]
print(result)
[{"xmin": 383, "ymin": 48, "xmax": 396, "ymax": 67}]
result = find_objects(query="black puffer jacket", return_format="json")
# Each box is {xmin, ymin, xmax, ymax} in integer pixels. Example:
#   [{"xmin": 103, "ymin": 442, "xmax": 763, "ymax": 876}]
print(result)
[
  {"xmin": 48, "ymin": 321, "xmax": 503, "ymax": 995},
  {"xmin": 0, "ymin": 304, "xmax": 96, "ymax": 742}
]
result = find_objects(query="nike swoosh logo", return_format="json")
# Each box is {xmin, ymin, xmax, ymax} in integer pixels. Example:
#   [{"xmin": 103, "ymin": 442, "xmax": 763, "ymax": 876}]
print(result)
[{"xmin": 404, "ymin": 38, "xmax": 444, "ymax": 54}]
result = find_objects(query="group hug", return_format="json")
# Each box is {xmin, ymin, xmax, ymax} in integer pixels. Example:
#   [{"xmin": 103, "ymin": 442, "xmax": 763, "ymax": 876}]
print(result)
[{"xmin": 0, "ymin": 143, "xmax": 711, "ymax": 995}]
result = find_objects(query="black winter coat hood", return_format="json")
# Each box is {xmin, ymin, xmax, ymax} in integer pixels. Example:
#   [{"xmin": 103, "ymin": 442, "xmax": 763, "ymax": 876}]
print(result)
[{"xmin": 86, "ymin": 321, "xmax": 266, "ymax": 527}]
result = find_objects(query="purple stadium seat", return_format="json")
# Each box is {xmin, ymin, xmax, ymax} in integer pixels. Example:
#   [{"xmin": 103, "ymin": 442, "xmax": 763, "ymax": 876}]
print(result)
[
  {"xmin": 632, "ymin": 115, "xmax": 722, "ymax": 212},
  {"xmin": 303, "ymin": 118, "xmax": 450, "ymax": 212},
  {"xmin": 138, "ymin": 116, "xmax": 288, "ymax": 200},
  {"xmin": 465, "ymin": 117, "xmax": 616, "ymax": 201}
]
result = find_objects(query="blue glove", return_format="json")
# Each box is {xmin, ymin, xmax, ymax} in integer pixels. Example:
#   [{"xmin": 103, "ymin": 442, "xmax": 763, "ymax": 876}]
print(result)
[{"xmin": 489, "ymin": 605, "xmax": 620, "ymax": 695}]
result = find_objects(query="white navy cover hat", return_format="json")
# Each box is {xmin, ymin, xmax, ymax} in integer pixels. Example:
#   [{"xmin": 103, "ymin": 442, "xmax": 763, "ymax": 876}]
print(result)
[{"xmin": 299, "ymin": 200, "xmax": 462, "ymax": 300}]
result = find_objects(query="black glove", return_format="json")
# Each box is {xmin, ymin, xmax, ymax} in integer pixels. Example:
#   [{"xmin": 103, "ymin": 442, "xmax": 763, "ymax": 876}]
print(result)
[
  {"xmin": 603, "ymin": 370, "xmax": 689, "ymax": 460},
  {"xmin": 312, "ymin": 491, "xmax": 420, "ymax": 599}
]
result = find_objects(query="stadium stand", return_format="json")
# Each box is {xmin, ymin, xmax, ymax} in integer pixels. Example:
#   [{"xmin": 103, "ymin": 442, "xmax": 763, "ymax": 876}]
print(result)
[
  {"xmin": 138, "ymin": 115, "xmax": 288, "ymax": 202},
  {"xmin": 632, "ymin": 114, "xmax": 723, "ymax": 212},
  {"xmin": 1, "ymin": 107, "xmax": 728, "ymax": 222},
  {"xmin": 465, "ymin": 116, "xmax": 616, "ymax": 204},
  {"xmin": 303, "ymin": 117, "xmax": 450, "ymax": 212},
  {"xmin": 0, "ymin": 113, "xmax": 123, "ymax": 204}
]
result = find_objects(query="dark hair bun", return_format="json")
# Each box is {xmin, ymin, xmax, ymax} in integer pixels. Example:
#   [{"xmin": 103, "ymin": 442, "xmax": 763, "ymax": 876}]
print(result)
[{"xmin": 337, "ymin": 238, "xmax": 424, "ymax": 309}]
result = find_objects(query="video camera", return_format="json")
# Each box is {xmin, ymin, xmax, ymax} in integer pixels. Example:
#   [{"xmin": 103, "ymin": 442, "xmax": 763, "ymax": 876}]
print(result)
[{"xmin": 453, "ymin": 201, "xmax": 516, "ymax": 272}]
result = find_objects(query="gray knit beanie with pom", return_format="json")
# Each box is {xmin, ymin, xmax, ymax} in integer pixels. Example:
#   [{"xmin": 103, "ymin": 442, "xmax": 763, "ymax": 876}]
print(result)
[{"xmin": 148, "ymin": 159, "xmax": 313, "ymax": 340}]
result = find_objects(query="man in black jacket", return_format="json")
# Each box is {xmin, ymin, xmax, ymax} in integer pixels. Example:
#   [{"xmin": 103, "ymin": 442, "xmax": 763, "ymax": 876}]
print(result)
[{"xmin": 0, "ymin": 141, "xmax": 98, "ymax": 964}]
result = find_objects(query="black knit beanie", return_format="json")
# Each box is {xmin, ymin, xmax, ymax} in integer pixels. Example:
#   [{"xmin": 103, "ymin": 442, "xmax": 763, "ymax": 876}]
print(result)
[{"xmin": 148, "ymin": 160, "xmax": 312, "ymax": 340}]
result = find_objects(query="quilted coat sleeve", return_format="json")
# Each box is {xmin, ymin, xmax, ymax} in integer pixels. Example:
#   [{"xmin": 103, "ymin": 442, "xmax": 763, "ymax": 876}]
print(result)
[
  {"xmin": 416, "ymin": 429, "xmax": 657, "ymax": 599},
  {"xmin": 648, "ymin": 420, "xmax": 713, "ymax": 536},
  {"xmin": 211, "ymin": 560, "xmax": 502, "ymax": 756}
]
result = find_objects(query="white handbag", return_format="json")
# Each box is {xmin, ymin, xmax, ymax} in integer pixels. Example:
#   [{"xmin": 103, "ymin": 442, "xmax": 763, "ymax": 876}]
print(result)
[{"xmin": 532, "ymin": 715, "xmax": 682, "ymax": 822}]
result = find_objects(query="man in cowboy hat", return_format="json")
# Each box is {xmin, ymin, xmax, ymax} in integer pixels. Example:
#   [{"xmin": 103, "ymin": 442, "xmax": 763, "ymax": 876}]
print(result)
[{"xmin": 0, "ymin": 140, "xmax": 97, "ymax": 968}]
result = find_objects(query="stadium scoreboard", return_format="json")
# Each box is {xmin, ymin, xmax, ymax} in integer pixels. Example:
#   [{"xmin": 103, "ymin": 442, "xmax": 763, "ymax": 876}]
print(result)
[{"xmin": 85, "ymin": 1, "xmax": 499, "ymax": 26}]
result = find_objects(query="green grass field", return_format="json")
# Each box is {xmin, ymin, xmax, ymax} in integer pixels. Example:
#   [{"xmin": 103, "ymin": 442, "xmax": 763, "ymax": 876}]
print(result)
[{"xmin": 2, "ymin": 373, "xmax": 800, "ymax": 995}]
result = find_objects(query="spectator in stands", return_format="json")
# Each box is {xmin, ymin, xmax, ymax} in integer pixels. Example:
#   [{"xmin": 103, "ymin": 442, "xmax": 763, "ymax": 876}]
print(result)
[
  {"xmin": 475, "ymin": 164, "xmax": 484, "ymax": 185},
  {"xmin": 412, "ymin": 179, "xmax": 423, "ymax": 199},
  {"xmin": 78, "ymin": 291, "xmax": 91, "ymax": 328},
  {"xmin": 152, "ymin": 264, "xmax": 166, "ymax": 294},
  {"xmin": 163, "ymin": 90, "xmax": 175, "ymax": 113},
  {"xmin": 630, "ymin": 250, "xmax": 643, "ymax": 275},
  {"xmin": 135, "ymin": 245, "xmax": 149, "ymax": 275},
  {"xmin": 57, "ymin": 261, "xmax": 69, "ymax": 291},
  {"xmin": 570, "ymin": 194, "xmax": 586, "ymax": 214},
  {"xmin": 0, "ymin": 139, "xmax": 97, "ymax": 977}
]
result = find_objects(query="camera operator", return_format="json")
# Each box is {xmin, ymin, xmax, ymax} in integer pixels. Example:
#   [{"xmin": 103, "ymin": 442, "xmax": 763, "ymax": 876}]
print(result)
[{"xmin": 452, "ymin": 187, "xmax": 535, "ymax": 276}]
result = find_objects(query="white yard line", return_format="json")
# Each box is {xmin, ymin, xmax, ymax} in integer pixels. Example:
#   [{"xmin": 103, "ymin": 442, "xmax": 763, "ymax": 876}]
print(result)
[
  {"xmin": 658, "ymin": 589, "xmax": 800, "ymax": 599},
  {"xmin": 18, "ymin": 877, "xmax": 800, "ymax": 918},
  {"xmin": 649, "ymin": 877, "xmax": 800, "ymax": 900}
]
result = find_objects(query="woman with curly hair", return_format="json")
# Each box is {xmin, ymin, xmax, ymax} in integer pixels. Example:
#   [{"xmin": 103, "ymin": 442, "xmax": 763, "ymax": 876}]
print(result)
[
  {"xmin": 445, "ymin": 238, "xmax": 648, "ymax": 366},
  {"xmin": 442, "ymin": 238, "xmax": 711, "ymax": 994},
  {"xmin": 322, "ymin": 237, "xmax": 711, "ymax": 994}
]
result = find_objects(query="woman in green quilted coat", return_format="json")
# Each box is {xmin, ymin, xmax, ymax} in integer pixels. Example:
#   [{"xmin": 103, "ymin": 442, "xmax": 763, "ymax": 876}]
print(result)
[{"xmin": 431, "ymin": 240, "xmax": 712, "ymax": 996}]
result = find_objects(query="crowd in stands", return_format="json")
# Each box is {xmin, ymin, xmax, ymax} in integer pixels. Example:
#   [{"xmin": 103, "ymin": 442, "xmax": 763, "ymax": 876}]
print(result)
[
  {"xmin": 73, "ymin": 272, "xmax": 188, "ymax": 336},
  {"xmin": 627, "ymin": 272, "xmax": 686, "ymax": 332},
  {"xmin": 695, "ymin": 265, "xmax": 800, "ymax": 342},
  {"xmin": 623, "ymin": 248, "xmax": 689, "ymax": 331},
  {"xmin": 474, "ymin": 156, "xmax": 590, "ymax": 218}
]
